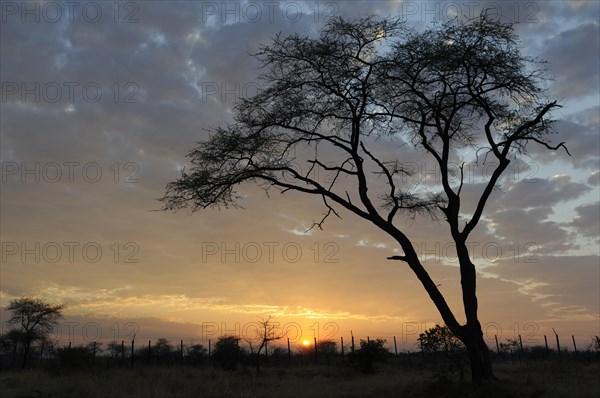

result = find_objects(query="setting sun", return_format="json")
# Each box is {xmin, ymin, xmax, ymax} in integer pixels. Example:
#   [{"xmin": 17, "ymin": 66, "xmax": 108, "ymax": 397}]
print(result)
[{"xmin": 302, "ymin": 340, "xmax": 310, "ymax": 347}]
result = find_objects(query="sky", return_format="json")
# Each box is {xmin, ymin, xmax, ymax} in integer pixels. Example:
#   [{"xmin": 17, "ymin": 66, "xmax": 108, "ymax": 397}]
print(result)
[{"xmin": 0, "ymin": 0, "xmax": 599, "ymax": 352}]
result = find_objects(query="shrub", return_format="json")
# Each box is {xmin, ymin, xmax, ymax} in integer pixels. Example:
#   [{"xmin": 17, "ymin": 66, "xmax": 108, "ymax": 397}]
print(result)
[{"xmin": 348, "ymin": 339, "xmax": 389, "ymax": 373}]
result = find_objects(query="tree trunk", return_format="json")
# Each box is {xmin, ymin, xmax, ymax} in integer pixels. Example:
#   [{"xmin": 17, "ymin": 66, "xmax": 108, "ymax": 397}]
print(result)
[
  {"xmin": 21, "ymin": 340, "xmax": 31, "ymax": 369},
  {"xmin": 460, "ymin": 326, "xmax": 494, "ymax": 383},
  {"xmin": 455, "ymin": 241, "xmax": 495, "ymax": 383}
]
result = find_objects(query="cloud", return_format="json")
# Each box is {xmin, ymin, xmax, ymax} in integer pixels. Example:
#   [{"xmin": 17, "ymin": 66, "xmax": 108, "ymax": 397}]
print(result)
[
  {"xmin": 527, "ymin": 107, "xmax": 600, "ymax": 169},
  {"xmin": 542, "ymin": 22, "xmax": 600, "ymax": 98},
  {"xmin": 569, "ymin": 202, "xmax": 600, "ymax": 241},
  {"xmin": 485, "ymin": 255, "xmax": 599, "ymax": 321},
  {"xmin": 500, "ymin": 175, "xmax": 591, "ymax": 209},
  {"xmin": 487, "ymin": 208, "xmax": 575, "ymax": 254},
  {"xmin": 588, "ymin": 170, "xmax": 600, "ymax": 186}
]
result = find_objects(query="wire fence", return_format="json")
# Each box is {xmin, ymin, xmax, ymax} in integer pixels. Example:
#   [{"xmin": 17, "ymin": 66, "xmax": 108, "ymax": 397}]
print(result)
[{"xmin": 1, "ymin": 332, "xmax": 598, "ymax": 371}]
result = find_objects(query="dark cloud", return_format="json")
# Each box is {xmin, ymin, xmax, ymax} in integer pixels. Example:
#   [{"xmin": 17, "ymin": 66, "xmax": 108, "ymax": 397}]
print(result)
[
  {"xmin": 487, "ymin": 255, "xmax": 599, "ymax": 321},
  {"xmin": 500, "ymin": 175, "xmax": 591, "ymax": 209},
  {"xmin": 527, "ymin": 107, "xmax": 600, "ymax": 169},
  {"xmin": 588, "ymin": 170, "xmax": 600, "ymax": 186},
  {"xmin": 488, "ymin": 208, "xmax": 575, "ymax": 254},
  {"xmin": 569, "ymin": 202, "xmax": 600, "ymax": 240},
  {"xmin": 542, "ymin": 22, "xmax": 600, "ymax": 98}
]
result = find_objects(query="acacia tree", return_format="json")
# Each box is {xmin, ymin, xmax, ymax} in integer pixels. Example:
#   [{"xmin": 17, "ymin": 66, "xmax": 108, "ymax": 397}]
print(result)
[
  {"xmin": 161, "ymin": 15, "xmax": 568, "ymax": 382},
  {"xmin": 5, "ymin": 297, "xmax": 64, "ymax": 369},
  {"xmin": 244, "ymin": 316, "xmax": 284, "ymax": 376}
]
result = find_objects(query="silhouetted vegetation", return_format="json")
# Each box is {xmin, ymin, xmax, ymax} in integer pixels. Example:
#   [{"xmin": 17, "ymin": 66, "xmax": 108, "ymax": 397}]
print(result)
[
  {"xmin": 2, "ymin": 297, "xmax": 64, "ymax": 369},
  {"xmin": 348, "ymin": 338, "xmax": 390, "ymax": 373},
  {"xmin": 418, "ymin": 324, "xmax": 468, "ymax": 380},
  {"xmin": 212, "ymin": 336, "xmax": 244, "ymax": 371}
]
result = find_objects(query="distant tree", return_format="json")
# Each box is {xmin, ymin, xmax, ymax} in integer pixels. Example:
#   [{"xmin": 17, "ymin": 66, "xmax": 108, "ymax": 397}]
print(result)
[
  {"xmin": 212, "ymin": 335, "xmax": 244, "ymax": 370},
  {"xmin": 589, "ymin": 336, "xmax": 600, "ymax": 353},
  {"xmin": 270, "ymin": 346, "xmax": 287, "ymax": 365},
  {"xmin": 348, "ymin": 338, "xmax": 389, "ymax": 373},
  {"xmin": 418, "ymin": 324, "xmax": 467, "ymax": 380},
  {"xmin": 154, "ymin": 337, "xmax": 172, "ymax": 356},
  {"xmin": 107, "ymin": 340, "xmax": 126, "ymax": 359},
  {"xmin": 244, "ymin": 316, "xmax": 284, "ymax": 376},
  {"xmin": 186, "ymin": 343, "xmax": 208, "ymax": 365},
  {"xmin": 316, "ymin": 339, "xmax": 338, "ymax": 364},
  {"xmin": 418, "ymin": 324, "xmax": 465, "ymax": 353},
  {"xmin": 85, "ymin": 340, "xmax": 102, "ymax": 355},
  {"xmin": 5, "ymin": 297, "xmax": 64, "ymax": 369},
  {"xmin": 56, "ymin": 345, "xmax": 93, "ymax": 369},
  {"xmin": 498, "ymin": 338, "xmax": 520, "ymax": 356},
  {"xmin": 161, "ymin": 15, "xmax": 567, "ymax": 382}
]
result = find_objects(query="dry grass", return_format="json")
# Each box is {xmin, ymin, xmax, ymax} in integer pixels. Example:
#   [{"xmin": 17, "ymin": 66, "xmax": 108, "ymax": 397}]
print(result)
[{"xmin": 1, "ymin": 360, "xmax": 599, "ymax": 398}]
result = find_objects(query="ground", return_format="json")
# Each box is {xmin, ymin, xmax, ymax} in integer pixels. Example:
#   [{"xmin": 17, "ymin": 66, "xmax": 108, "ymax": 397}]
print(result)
[{"xmin": 1, "ymin": 360, "xmax": 599, "ymax": 398}]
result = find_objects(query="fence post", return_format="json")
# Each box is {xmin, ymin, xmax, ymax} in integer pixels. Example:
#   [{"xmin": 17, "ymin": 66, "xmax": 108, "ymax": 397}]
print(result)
[
  {"xmin": 148, "ymin": 340, "xmax": 152, "ymax": 362},
  {"xmin": 495, "ymin": 335, "xmax": 500, "ymax": 354},
  {"xmin": 572, "ymin": 335, "xmax": 578, "ymax": 355},
  {"xmin": 131, "ymin": 339, "xmax": 135, "ymax": 369},
  {"xmin": 351, "ymin": 331, "xmax": 355, "ymax": 353},
  {"xmin": 518, "ymin": 335, "xmax": 524, "ymax": 367},
  {"xmin": 287, "ymin": 338, "xmax": 291, "ymax": 361},
  {"xmin": 519, "ymin": 335, "xmax": 524, "ymax": 355},
  {"xmin": 181, "ymin": 340, "xmax": 184, "ymax": 365},
  {"xmin": 208, "ymin": 339, "xmax": 211, "ymax": 365},
  {"xmin": 340, "ymin": 337, "xmax": 344, "ymax": 358},
  {"xmin": 553, "ymin": 329, "xmax": 560, "ymax": 356},
  {"xmin": 121, "ymin": 340, "xmax": 125, "ymax": 366},
  {"xmin": 393, "ymin": 336, "xmax": 398, "ymax": 357},
  {"xmin": 92, "ymin": 341, "xmax": 96, "ymax": 366},
  {"xmin": 544, "ymin": 335, "xmax": 549, "ymax": 356},
  {"xmin": 314, "ymin": 337, "xmax": 318, "ymax": 363}
]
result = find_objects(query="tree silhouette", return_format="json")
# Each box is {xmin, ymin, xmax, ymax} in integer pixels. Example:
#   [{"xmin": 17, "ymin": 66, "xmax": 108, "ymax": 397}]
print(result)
[
  {"xmin": 5, "ymin": 297, "xmax": 64, "ymax": 369},
  {"xmin": 212, "ymin": 335, "xmax": 244, "ymax": 370},
  {"xmin": 244, "ymin": 316, "xmax": 284, "ymax": 376},
  {"xmin": 419, "ymin": 324, "xmax": 467, "ymax": 380},
  {"xmin": 161, "ymin": 15, "xmax": 567, "ymax": 382},
  {"xmin": 348, "ymin": 338, "xmax": 389, "ymax": 373}
]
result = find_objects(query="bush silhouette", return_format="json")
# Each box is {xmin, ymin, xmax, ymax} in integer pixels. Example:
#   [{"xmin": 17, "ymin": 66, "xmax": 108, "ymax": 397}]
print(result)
[
  {"xmin": 348, "ymin": 339, "xmax": 389, "ymax": 373},
  {"xmin": 212, "ymin": 336, "xmax": 244, "ymax": 370}
]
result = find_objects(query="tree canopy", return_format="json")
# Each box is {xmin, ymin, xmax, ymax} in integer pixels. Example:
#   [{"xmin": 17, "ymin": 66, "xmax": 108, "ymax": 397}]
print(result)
[
  {"xmin": 161, "ymin": 15, "xmax": 567, "ymax": 382},
  {"xmin": 5, "ymin": 296, "xmax": 64, "ymax": 368}
]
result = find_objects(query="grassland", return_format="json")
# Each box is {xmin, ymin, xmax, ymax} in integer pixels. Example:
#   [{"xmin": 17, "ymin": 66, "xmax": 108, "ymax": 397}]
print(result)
[{"xmin": 1, "ymin": 359, "xmax": 599, "ymax": 398}]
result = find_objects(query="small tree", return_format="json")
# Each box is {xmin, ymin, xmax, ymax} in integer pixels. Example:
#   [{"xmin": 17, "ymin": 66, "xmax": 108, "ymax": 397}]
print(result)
[
  {"xmin": 154, "ymin": 337, "xmax": 174, "ymax": 364},
  {"xmin": 498, "ymin": 338, "xmax": 520, "ymax": 357},
  {"xmin": 317, "ymin": 339, "xmax": 338, "ymax": 364},
  {"xmin": 418, "ymin": 324, "xmax": 465, "ymax": 353},
  {"xmin": 348, "ymin": 338, "xmax": 389, "ymax": 373},
  {"xmin": 107, "ymin": 340, "xmax": 125, "ymax": 359},
  {"xmin": 56, "ymin": 345, "xmax": 93, "ymax": 369},
  {"xmin": 212, "ymin": 335, "xmax": 244, "ymax": 370},
  {"xmin": 186, "ymin": 343, "xmax": 207, "ymax": 365},
  {"xmin": 589, "ymin": 336, "xmax": 600, "ymax": 353},
  {"xmin": 418, "ymin": 324, "xmax": 467, "ymax": 380},
  {"xmin": 5, "ymin": 297, "xmax": 64, "ymax": 369},
  {"xmin": 244, "ymin": 316, "xmax": 284, "ymax": 376}
]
